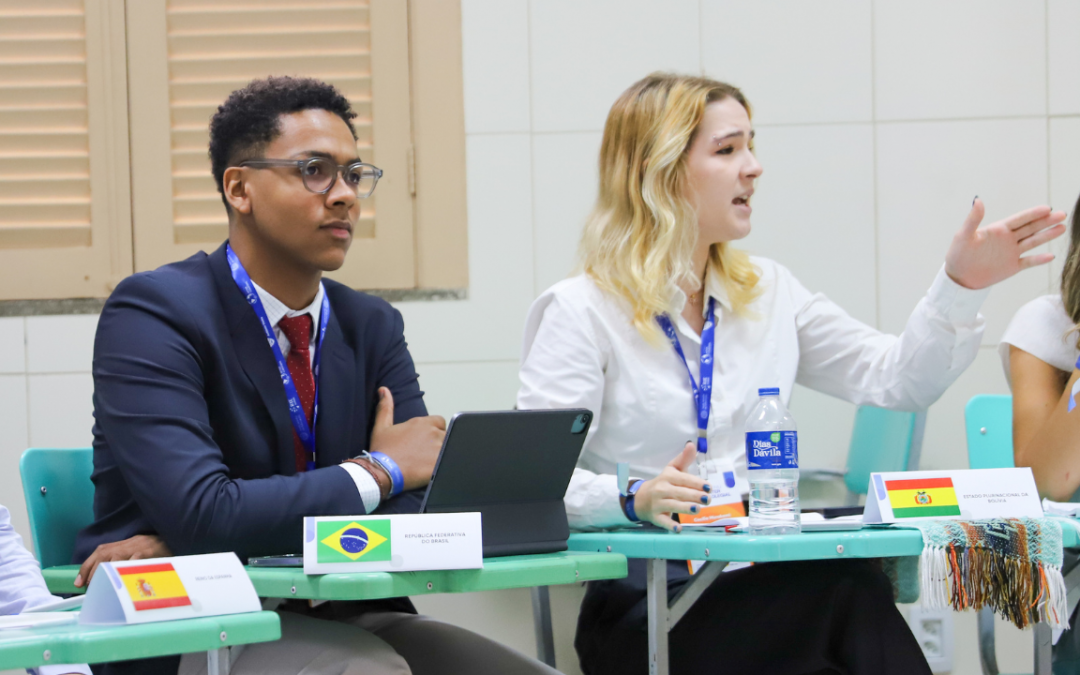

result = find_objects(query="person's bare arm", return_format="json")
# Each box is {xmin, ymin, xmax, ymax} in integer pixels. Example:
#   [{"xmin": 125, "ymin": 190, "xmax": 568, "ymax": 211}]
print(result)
[{"xmin": 1010, "ymin": 345, "xmax": 1079, "ymax": 499}]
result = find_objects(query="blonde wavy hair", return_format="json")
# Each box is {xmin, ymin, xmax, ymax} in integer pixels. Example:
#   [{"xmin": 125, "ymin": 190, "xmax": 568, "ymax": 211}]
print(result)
[{"xmin": 579, "ymin": 73, "xmax": 761, "ymax": 342}]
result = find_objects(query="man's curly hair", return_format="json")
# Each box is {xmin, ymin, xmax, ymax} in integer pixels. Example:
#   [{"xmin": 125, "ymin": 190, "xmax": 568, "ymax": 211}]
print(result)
[{"xmin": 209, "ymin": 76, "xmax": 358, "ymax": 208}]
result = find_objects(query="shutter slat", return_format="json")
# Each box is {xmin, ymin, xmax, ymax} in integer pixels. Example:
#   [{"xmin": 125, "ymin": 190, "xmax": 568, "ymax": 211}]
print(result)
[
  {"xmin": 0, "ymin": 1, "xmax": 89, "ymax": 241},
  {"xmin": 0, "ymin": 177, "xmax": 88, "ymax": 200},
  {"xmin": 0, "ymin": 226, "xmax": 91, "ymax": 249},
  {"xmin": 168, "ymin": 8, "xmax": 368, "ymax": 34},
  {"xmin": 0, "ymin": 83, "xmax": 86, "ymax": 107},
  {"xmin": 170, "ymin": 30, "xmax": 369, "ymax": 56}
]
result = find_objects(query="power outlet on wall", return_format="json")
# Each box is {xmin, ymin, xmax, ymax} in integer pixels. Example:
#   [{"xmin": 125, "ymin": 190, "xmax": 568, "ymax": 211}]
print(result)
[{"xmin": 907, "ymin": 606, "xmax": 954, "ymax": 673}]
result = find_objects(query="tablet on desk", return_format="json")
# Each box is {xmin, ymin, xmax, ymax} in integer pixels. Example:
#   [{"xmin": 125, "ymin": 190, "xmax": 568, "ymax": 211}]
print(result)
[{"xmin": 420, "ymin": 409, "xmax": 593, "ymax": 558}]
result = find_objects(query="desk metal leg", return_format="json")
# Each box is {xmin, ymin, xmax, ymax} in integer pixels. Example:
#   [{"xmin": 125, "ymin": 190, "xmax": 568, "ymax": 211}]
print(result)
[
  {"xmin": 646, "ymin": 559, "xmax": 669, "ymax": 675},
  {"xmin": 530, "ymin": 585, "xmax": 556, "ymax": 668},
  {"xmin": 207, "ymin": 646, "xmax": 231, "ymax": 675},
  {"xmin": 1034, "ymin": 622, "xmax": 1052, "ymax": 675}
]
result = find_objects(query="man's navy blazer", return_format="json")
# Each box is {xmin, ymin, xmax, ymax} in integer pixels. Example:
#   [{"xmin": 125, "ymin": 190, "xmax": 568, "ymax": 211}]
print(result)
[{"xmin": 74, "ymin": 242, "xmax": 427, "ymax": 562}]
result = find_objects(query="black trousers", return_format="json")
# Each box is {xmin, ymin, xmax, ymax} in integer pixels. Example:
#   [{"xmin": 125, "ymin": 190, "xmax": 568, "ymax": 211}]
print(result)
[{"xmin": 576, "ymin": 557, "xmax": 933, "ymax": 675}]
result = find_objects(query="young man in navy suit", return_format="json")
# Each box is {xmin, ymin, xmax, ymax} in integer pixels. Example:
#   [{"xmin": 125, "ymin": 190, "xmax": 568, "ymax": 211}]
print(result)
[{"xmin": 76, "ymin": 77, "xmax": 557, "ymax": 675}]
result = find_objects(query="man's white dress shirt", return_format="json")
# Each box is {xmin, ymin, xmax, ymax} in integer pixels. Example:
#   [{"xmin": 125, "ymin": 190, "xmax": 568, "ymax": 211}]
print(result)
[
  {"xmin": 0, "ymin": 503, "xmax": 91, "ymax": 675},
  {"xmin": 517, "ymin": 257, "xmax": 989, "ymax": 530},
  {"xmin": 251, "ymin": 282, "xmax": 382, "ymax": 512}
]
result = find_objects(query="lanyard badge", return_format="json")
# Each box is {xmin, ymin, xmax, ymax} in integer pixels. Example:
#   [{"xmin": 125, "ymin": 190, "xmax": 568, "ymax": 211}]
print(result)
[
  {"xmin": 656, "ymin": 297, "xmax": 716, "ymax": 454},
  {"xmin": 226, "ymin": 244, "xmax": 330, "ymax": 470},
  {"xmin": 656, "ymin": 298, "xmax": 745, "ymax": 527}
]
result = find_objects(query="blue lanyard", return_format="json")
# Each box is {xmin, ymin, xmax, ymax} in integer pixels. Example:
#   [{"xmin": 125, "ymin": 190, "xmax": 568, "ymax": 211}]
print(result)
[
  {"xmin": 656, "ymin": 297, "xmax": 716, "ymax": 455},
  {"xmin": 226, "ymin": 244, "xmax": 330, "ymax": 471}
]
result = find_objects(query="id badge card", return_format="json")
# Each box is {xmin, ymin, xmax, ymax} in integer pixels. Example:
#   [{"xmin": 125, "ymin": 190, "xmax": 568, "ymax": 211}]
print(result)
[{"xmin": 680, "ymin": 462, "xmax": 747, "ymax": 525}]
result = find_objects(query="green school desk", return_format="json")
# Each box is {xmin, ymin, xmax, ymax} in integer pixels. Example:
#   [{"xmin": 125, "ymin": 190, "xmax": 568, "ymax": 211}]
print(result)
[
  {"xmin": 568, "ymin": 522, "xmax": 1080, "ymax": 675},
  {"xmin": 41, "ymin": 550, "xmax": 627, "ymax": 669},
  {"xmin": 0, "ymin": 611, "xmax": 280, "ymax": 675}
]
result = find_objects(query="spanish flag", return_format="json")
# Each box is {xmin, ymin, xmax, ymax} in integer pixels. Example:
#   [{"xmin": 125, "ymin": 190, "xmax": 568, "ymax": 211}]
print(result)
[
  {"xmin": 118, "ymin": 563, "xmax": 192, "ymax": 611},
  {"xmin": 886, "ymin": 477, "xmax": 961, "ymax": 518}
]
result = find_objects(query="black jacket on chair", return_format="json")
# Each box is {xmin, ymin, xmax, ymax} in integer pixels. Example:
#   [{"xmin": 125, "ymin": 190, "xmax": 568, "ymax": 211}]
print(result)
[{"xmin": 75, "ymin": 241, "xmax": 427, "ymax": 563}]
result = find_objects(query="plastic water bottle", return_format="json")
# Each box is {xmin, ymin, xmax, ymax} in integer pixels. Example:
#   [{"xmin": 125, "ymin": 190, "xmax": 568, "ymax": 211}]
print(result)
[{"xmin": 745, "ymin": 387, "xmax": 801, "ymax": 535}]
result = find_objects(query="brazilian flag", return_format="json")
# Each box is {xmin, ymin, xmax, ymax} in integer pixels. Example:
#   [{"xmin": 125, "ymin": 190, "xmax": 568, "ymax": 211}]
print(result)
[{"xmin": 317, "ymin": 520, "xmax": 392, "ymax": 563}]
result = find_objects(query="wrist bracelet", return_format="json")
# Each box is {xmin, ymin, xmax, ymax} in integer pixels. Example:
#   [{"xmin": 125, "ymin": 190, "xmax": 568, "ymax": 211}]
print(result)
[
  {"xmin": 623, "ymin": 479, "xmax": 643, "ymax": 523},
  {"xmin": 351, "ymin": 458, "xmax": 391, "ymax": 499},
  {"xmin": 368, "ymin": 451, "xmax": 405, "ymax": 497}
]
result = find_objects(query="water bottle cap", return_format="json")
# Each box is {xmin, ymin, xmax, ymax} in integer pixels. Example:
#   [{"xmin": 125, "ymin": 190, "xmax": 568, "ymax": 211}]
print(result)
[{"xmin": 758, "ymin": 387, "xmax": 780, "ymax": 396}]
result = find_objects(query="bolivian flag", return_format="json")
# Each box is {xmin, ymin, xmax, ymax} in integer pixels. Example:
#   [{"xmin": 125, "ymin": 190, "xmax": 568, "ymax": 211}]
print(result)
[
  {"xmin": 118, "ymin": 563, "xmax": 192, "ymax": 611},
  {"xmin": 318, "ymin": 520, "xmax": 392, "ymax": 563},
  {"xmin": 886, "ymin": 477, "xmax": 961, "ymax": 518}
]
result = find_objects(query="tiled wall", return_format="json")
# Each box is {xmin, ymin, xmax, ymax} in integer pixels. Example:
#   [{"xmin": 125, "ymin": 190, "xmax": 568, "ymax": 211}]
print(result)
[{"xmin": 2, "ymin": 2, "xmax": 1079, "ymax": 673}]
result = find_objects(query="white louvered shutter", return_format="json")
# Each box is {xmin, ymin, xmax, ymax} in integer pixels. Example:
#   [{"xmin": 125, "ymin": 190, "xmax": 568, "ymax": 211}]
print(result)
[
  {"xmin": 0, "ymin": 0, "xmax": 132, "ymax": 300},
  {"xmin": 127, "ymin": 0, "xmax": 415, "ymax": 288}
]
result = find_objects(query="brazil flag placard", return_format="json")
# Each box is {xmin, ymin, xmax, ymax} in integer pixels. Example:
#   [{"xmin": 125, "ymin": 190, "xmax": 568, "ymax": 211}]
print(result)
[{"xmin": 317, "ymin": 520, "xmax": 392, "ymax": 563}]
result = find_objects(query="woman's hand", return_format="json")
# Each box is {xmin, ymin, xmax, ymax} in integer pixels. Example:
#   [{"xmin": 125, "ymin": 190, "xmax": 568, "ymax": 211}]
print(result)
[
  {"xmin": 75, "ymin": 534, "xmax": 172, "ymax": 588},
  {"xmin": 944, "ymin": 198, "xmax": 1067, "ymax": 290},
  {"xmin": 633, "ymin": 442, "xmax": 711, "ymax": 532}
]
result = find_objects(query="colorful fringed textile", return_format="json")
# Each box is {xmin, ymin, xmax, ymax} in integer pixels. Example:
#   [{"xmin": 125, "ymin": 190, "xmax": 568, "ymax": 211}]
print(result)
[{"xmin": 913, "ymin": 517, "xmax": 1068, "ymax": 629}]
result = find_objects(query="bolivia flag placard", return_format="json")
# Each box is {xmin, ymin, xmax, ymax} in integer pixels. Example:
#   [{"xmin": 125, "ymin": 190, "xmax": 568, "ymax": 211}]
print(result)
[
  {"xmin": 863, "ymin": 468, "xmax": 1042, "ymax": 524},
  {"xmin": 80, "ymin": 552, "xmax": 260, "ymax": 626},
  {"xmin": 303, "ymin": 513, "xmax": 482, "ymax": 574}
]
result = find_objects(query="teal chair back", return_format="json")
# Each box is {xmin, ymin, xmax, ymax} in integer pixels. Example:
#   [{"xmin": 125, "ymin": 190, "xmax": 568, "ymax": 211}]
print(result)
[
  {"xmin": 843, "ymin": 406, "xmax": 925, "ymax": 495},
  {"xmin": 964, "ymin": 394, "xmax": 1014, "ymax": 469},
  {"xmin": 963, "ymin": 395, "xmax": 1018, "ymax": 675},
  {"xmin": 19, "ymin": 447, "xmax": 95, "ymax": 568}
]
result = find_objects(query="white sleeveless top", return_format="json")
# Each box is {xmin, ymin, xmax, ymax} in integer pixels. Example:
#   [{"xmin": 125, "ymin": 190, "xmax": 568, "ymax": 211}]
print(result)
[{"xmin": 999, "ymin": 295, "xmax": 1078, "ymax": 384}]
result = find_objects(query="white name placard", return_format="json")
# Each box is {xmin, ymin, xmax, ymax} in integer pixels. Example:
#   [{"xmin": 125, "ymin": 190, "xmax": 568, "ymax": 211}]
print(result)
[
  {"xmin": 863, "ymin": 468, "xmax": 1042, "ymax": 524},
  {"xmin": 80, "ymin": 552, "xmax": 260, "ymax": 625},
  {"xmin": 303, "ymin": 513, "xmax": 483, "ymax": 575}
]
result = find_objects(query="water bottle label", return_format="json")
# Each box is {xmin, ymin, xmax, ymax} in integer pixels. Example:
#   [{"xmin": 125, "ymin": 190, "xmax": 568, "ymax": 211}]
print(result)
[{"xmin": 745, "ymin": 431, "xmax": 798, "ymax": 470}]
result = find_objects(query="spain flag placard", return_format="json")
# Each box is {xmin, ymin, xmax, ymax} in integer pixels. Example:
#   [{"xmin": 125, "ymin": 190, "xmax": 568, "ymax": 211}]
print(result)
[
  {"xmin": 317, "ymin": 520, "xmax": 392, "ymax": 563},
  {"xmin": 885, "ymin": 477, "xmax": 961, "ymax": 518},
  {"xmin": 117, "ymin": 563, "xmax": 192, "ymax": 611}
]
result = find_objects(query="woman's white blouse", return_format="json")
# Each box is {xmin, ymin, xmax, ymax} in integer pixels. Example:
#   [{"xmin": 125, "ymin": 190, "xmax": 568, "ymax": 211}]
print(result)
[
  {"xmin": 517, "ymin": 257, "xmax": 989, "ymax": 530},
  {"xmin": 998, "ymin": 295, "xmax": 1078, "ymax": 385}
]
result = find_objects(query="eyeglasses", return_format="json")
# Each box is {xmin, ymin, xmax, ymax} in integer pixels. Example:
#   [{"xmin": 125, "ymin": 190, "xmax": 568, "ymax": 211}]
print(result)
[{"xmin": 238, "ymin": 157, "xmax": 383, "ymax": 198}]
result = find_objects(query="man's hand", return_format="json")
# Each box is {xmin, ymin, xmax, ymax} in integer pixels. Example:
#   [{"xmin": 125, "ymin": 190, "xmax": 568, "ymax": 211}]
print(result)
[
  {"xmin": 944, "ymin": 198, "xmax": 1067, "ymax": 290},
  {"xmin": 633, "ymin": 442, "xmax": 710, "ymax": 532},
  {"xmin": 368, "ymin": 387, "xmax": 446, "ymax": 491},
  {"xmin": 75, "ymin": 534, "xmax": 171, "ymax": 588}
]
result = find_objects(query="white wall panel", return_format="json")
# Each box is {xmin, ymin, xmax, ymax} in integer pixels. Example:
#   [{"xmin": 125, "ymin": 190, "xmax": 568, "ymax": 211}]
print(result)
[
  {"xmin": 27, "ymin": 373, "xmax": 94, "ymax": 449},
  {"xmin": 877, "ymin": 118, "xmax": 1051, "ymax": 344},
  {"xmin": 531, "ymin": 132, "xmax": 602, "ymax": 295},
  {"xmin": 0, "ymin": 375, "xmax": 30, "ymax": 552},
  {"xmin": 529, "ymin": 0, "xmax": 699, "ymax": 132},
  {"xmin": 742, "ymin": 123, "xmax": 877, "ymax": 326},
  {"xmin": 1049, "ymin": 0, "xmax": 1080, "ymax": 116},
  {"xmin": 919, "ymin": 349, "xmax": 1010, "ymax": 473},
  {"xmin": 461, "ymin": 0, "xmax": 532, "ymax": 134},
  {"xmin": 0, "ymin": 318, "xmax": 24, "ymax": 374},
  {"xmin": 875, "ymin": 0, "xmax": 1046, "ymax": 121},
  {"xmin": 26, "ymin": 315, "xmax": 98, "ymax": 374},
  {"xmin": 415, "ymin": 359, "xmax": 520, "ymax": 420},
  {"xmin": 701, "ymin": 0, "xmax": 872, "ymax": 125}
]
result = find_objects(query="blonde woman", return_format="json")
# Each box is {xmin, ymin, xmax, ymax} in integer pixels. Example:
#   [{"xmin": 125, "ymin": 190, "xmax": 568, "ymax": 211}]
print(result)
[{"xmin": 517, "ymin": 73, "xmax": 1066, "ymax": 675}]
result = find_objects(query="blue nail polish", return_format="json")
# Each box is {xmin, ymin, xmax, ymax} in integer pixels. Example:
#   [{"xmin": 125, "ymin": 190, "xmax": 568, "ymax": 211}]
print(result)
[
  {"xmin": 703, "ymin": 484, "xmax": 712, "ymax": 492},
  {"xmin": 700, "ymin": 495, "xmax": 709, "ymax": 504},
  {"xmin": 690, "ymin": 505, "xmax": 699, "ymax": 513},
  {"xmin": 675, "ymin": 525, "xmax": 682, "ymax": 533}
]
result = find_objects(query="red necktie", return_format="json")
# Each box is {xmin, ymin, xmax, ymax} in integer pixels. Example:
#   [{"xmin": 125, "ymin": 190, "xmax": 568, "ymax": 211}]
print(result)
[{"xmin": 278, "ymin": 314, "xmax": 315, "ymax": 473}]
